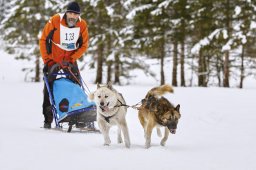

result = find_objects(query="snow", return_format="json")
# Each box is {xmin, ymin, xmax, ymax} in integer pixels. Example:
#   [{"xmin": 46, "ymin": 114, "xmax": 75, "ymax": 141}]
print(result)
[
  {"xmin": 191, "ymin": 29, "xmax": 222, "ymax": 55},
  {"xmin": 84, "ymin": 0, "xmax": 100, "ymax": 8},
  {"xmin": 250, "ymin": 21, "xmax": 256, "ymax": 29},
  {"xmin": 150, "ymin": 0, "xmax": 173, "ymax": 15},
  {"xmin": 106, "ymin": 6, "xmax": 114, "ymax": 16},
  {"xmin": 123, "ymin": 0, "xmax": 135, "ymax": 9},
  {"xmin": 34, "ymin": 13, "xmax": 41, "ymax": 20},
  {"xmin": 234, "ymin": 6, "xmax": 241, "ymax": 16},
  {"xmin": 191, "ymin": 37, "xmax": 210, "ymax": 54},
  {"xmin": 158, "ymin": 0, "xmax": 172, "ymax": 9},
  {"xmin": 1, "ymin": 49, "xmax": 256, "ymax": 170},
  {"xmin": 151, "ymin": 8, "xmax": 162, "ymax": 16},
  {"xmin": 222, "ymin": 39, "xmax": 232, "ymax": 51},
  {"xmin": 126, "ymin": 4, "xmax": 153, "ymax": 20}
]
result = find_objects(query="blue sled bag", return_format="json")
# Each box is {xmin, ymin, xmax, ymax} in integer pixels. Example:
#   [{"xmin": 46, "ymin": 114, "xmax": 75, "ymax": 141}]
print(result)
[{"xmin": 52, "ymin": 78, "xmax": 95, "ymax": 122}]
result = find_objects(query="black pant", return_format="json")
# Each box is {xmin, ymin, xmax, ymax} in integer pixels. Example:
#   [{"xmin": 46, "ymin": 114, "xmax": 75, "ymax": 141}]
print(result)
[{"xmin": 42, "ymin": 83, "xmax": 53, "ymax": 124}]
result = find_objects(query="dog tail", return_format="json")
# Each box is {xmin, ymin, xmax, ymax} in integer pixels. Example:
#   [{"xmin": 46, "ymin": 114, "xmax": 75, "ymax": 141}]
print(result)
[{"xmin": 148, "ymin": 84, "xmax": 174, "ymax": 97}]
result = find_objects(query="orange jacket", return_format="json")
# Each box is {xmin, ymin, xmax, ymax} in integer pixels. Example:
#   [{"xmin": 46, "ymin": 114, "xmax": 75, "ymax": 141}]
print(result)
[{"xmin": 39, "ymin": 13, "xmax": 89, "ymax": 64}]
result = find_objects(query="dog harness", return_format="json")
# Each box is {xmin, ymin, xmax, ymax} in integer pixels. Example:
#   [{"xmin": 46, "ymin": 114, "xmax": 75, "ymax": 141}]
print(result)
[
  {"xmin": 99, "ymin": 100, "xmax": 125, "ymax": 123},
  {"xmin": 100, "ymin": 113, "xmax": 117, "ymax": 123}
]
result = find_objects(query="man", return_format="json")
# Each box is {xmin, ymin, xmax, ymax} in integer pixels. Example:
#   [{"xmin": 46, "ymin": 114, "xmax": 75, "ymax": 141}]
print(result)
[{"xmin": 39, "ymin": 1, "xmax": 89, "ymax": 128}]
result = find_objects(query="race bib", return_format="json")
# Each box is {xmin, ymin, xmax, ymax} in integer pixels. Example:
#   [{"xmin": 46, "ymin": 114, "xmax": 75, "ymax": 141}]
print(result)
[{"xmin": 59, "ymin": 24, "xmax": 80, "ymax": 51}]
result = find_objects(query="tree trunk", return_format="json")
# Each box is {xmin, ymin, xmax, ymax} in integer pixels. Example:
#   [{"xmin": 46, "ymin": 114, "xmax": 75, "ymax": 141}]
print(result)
[
  {"xmin": 198, "ymin": 50, "xmax": 207, "ymax": 87},
  {"xmin": 205, "ymin": 55, "xmax": 210, "ymax": 86},
  {"xmin": 160, "ymin": 55, "xmax": 165, "ymax": 85},
  {"xmin": 160, "ymin": 38, "xmax": 165, "ymax": 85},
  {"xmin": 198, "ymin": 50, "xmax": 203, "ymax": 86},
  {"xmin": 107, "ymin": 61, "xmax": 112, "ymax": 83},
  {"xmin": 216, "ymin": 54, "xmax": 222, "ymax": 87},
  {"xmin": 223, "ymin": 0, "xmax": 231, "ymax": 87},
  {"xmin": 95, "ymin": 42, "xmax": 104, "ymax": 84},
  {"xmin": 35, "ymin": 55, "xmax": 40, "ymax": 82},
  {"xmin": 239, "ymin": 45, "xmax": 245, "ymax": 89},
  {"xmin": 223, "ymin": 52, "xmax": 230, "ymax": 87},
  {"xmin": 179, "ymin": 2, "xmax": 187, "ymax": 87},
  {"xmin": 180, "ymin": 40, "xmax": 185, "ymax": 87},
  {"xmin": 114, "ymin": 53, "xmax": 120, "ymax": 85},
  {"xmin": 106, "ymin": 11, "xmax": 112, "ymax": 83},
  {"xmin": 172, "ymin": 41, "xmax": 178, "ymax": 86}
]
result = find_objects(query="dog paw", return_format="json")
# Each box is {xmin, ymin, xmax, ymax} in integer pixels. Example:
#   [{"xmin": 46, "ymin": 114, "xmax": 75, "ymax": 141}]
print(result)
[
  {"xmin": 145, "ymin": 142, "xmax": 151, "ymax": 149},
  {"xmin": 104, "ymin": 140, "xmax": 111, "ymax": 146},
  {"xmin": 145, "ymin": 144, "xmax": 150, "ymax": 149},
  {"xmin": 118, "ymin": 137, "xmax": 123, "ymax": 144},
  {"xmin": 104, "ymin": 138, "xmax": 111, "ymax": 145},
  {"xmin": 125, "ymin": 142, "xmax": 130, "ymax": 148},
  {"xmin": 160, "ymin": 141, "xmax": 166, "ymax": 146}
]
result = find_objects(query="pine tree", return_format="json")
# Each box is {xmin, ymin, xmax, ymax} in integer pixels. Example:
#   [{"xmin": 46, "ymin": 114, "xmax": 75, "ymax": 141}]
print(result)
[
  {"xmin": 2, "ymin": 0, "xmax": 63, "ymax": 82},
  {"xmin": 0, "ymin": 0, "xmax": 7, "ymax": 22},
  {"xmin": 104, "ymin": 0, "xmax": 129, "ymax": 85},
  {"xmin": 82, "ymin": 0, "xmax": 133, "ymax": 85},
  {"xmin": 171, "ymin": 0, "xmax": 192, "ymax": 87},
  {"xmin": 81, "ymin": 0, "xmax": 110, "ymax": 84},
  {"xmin": 190, "ymin": 0, "xmax": 217, "ymax": 87},
  {"xmin": 190, "ymin": 0, "xmax": 256, "ymax": 88},
  {"xmin": 0, "ymin": 1, "xmax": 12, "ymax": 45},
  {"xmin": 232, "ymin": 1, "xmax": 256, "ymax": 88},
  {"xmin": 127, "ymin": 0, "xmax": 173, "ymax": 85}
]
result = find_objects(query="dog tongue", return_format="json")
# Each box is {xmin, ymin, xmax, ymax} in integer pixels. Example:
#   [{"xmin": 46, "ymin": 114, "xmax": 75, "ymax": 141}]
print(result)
[
  {"xmin": 170, "ymin": 129, "xmax": 176, "ymax": 134},
  {"xmin": 104, "ymin": 106, "xmax": 109, "ymax": 111},
  {"xmin": 101, "ymin": 106, "xmax": 109, "ymax": 112}
]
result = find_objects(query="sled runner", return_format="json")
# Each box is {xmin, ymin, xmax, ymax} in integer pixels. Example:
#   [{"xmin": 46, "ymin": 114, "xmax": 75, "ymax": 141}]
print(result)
[{"xmin": 43, "ymin": 62, "xmax": 99, "ymax": 133}]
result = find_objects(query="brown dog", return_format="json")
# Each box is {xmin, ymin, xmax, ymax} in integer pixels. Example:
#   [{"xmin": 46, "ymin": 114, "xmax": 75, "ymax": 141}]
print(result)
[{"xmin": 138, "ymin": 84, "xmax": 181, "ymax": 148}]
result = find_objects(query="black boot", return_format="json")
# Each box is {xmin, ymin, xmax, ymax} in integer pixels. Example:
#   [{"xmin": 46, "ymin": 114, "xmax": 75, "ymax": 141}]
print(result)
[
  {"xmin": 43, "ymin": 122, "xmax": 51, "ymax": 129},
  {"xmin": 42, "ymin": 83, "xmax": 53, "ymax": 129},
  {"xmin": 43, "ymin": 106, "xmax": 53, "ymax": 129}
]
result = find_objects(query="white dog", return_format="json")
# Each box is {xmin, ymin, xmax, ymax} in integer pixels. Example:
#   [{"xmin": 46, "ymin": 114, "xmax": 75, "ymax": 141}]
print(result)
[{"xmin": 89, "ymin": 82, "xmax": 130, "ymax": 148}]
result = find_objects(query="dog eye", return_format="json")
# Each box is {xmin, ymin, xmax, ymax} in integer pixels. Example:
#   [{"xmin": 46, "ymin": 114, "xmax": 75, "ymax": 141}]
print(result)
[
  {"xmin": 98, "ymin": 95, "xmax": 101, "ymax": 98},
  {"xmin": 105, "ymin": 95, "xmax": 108, "ymax": 98}
]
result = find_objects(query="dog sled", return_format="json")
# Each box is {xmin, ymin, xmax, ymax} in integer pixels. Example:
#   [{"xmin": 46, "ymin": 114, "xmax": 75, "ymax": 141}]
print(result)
[{"xmin": 43, "ymin": 62, "xmax": 99, "ymax": 133}]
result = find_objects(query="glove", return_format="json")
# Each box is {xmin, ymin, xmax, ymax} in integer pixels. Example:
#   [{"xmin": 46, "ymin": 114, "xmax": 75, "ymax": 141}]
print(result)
[
  {"xmin": 43, "ymin": 64, "xmax": 48, "ymax": 73},
  {"xmin": 43, "ymin": 59, "xmax": 55, "ymax": 73}
]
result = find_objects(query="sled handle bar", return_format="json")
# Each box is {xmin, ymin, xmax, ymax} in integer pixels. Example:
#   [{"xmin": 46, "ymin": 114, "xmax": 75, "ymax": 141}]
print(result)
[{"xmin": 43, "ymin": 72, "xmax": 60, "ymax": 128}]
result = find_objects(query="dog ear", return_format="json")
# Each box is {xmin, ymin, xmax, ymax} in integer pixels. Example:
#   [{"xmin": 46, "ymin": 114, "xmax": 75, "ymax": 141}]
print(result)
[
  {"xmin": 175, "ymin": 104, "xmax": 180, "ymax": 112},
  {"xmin": 107, "ymin": 81, "xmax": 113, "ymax": 89},
  {"xmin": 88, "ymin": 92, "xmax": 95, "ymax": 101},
  {"xmin": 97, "ymin": 83, "xmax": 100, "ymax": 89}
]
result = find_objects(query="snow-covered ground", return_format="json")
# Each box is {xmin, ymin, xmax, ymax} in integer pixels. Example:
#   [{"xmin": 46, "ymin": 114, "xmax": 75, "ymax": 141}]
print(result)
[{"xmin": 1, "ymin": 49, "xmax": 256, "ymax": 170}]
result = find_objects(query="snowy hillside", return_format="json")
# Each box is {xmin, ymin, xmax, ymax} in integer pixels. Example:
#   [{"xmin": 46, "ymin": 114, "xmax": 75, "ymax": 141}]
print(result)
[{"xmin": 0, "ymin": 49, "xmax": 256, "ymax": 170}]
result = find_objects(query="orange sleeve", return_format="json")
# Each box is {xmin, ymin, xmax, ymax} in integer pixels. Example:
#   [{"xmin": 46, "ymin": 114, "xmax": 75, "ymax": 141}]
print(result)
[
  {"xmin": 70, "ymin": 20, "xmax": 89, "ymax": 62},
  {"xmin": 39, "ymin": 15, "xmax": 58, "ymax": 63}
]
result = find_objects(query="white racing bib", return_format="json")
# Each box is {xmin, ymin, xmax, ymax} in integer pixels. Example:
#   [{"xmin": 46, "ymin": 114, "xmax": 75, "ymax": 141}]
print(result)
[{"xmin": 54, "ymin": 24, "xmax": 80, "ymax": 51}]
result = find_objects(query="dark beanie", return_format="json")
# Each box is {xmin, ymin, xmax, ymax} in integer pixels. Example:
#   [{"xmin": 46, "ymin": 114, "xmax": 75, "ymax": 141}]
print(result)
[{"xmin": 66, "ymin": 2, "xmax": 80, "ymax": 14}]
